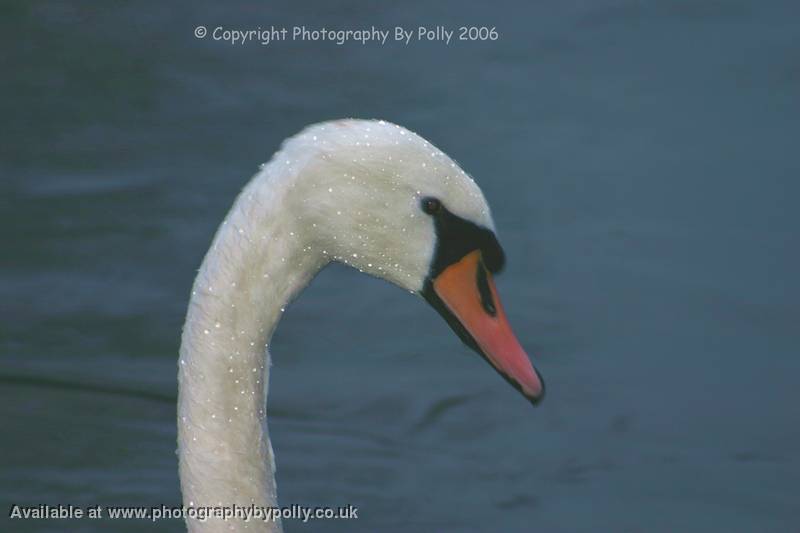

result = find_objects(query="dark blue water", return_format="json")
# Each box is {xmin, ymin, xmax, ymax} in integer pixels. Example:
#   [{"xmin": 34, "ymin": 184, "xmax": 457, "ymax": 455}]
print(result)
[{"xmin": 2, "ymin": 1, "xmax": 799, "ymax": 531}]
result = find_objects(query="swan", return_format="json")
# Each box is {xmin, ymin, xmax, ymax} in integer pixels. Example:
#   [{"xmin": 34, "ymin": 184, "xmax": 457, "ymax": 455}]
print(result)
[{"xmin": 178, "ymin": 119, "xmax": 544, "ymax": 532}]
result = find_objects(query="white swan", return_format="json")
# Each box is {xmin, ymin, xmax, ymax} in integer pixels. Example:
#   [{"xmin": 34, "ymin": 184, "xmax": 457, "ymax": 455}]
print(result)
[{"xmin": 178, "ymin": 119, "xmax": 544, "ymax": 532}]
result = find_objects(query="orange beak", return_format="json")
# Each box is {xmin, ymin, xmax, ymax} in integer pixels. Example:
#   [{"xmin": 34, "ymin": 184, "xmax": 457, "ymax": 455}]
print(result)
[{"xmin": 430, "ymin": 250, "xmax": 545, "ymax": 405}]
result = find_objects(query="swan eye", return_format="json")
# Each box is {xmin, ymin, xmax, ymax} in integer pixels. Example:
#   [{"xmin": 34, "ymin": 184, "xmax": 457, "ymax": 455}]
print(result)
[{"xmin": 421, "ymin": 197, "xmax": 442, "ymax": 215}]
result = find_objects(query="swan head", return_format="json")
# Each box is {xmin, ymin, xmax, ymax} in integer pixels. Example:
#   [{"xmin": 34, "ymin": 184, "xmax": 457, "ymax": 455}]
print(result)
[{"xmin": 278, "ymin": 119, "xmax": 544, "ymax": 404}]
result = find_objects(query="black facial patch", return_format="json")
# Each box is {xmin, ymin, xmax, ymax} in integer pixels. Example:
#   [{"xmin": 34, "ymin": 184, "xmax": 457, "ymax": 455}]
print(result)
[
  {"xmin": 418, "ymin": 196, "xmax": 502, "ymax": 348},
  {"xmin": 418, "ymin": 198, "xmax": 543, "ymax": 406},
  {"xmin": 419, "ymin": 197, "xmax": 505, "ymax": 279}
]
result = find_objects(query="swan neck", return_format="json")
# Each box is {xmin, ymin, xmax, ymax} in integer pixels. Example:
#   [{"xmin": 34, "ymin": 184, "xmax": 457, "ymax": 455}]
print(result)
[{"xmin": 177, "ymin": 175, "xmax": 324, "ymax": 532}]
